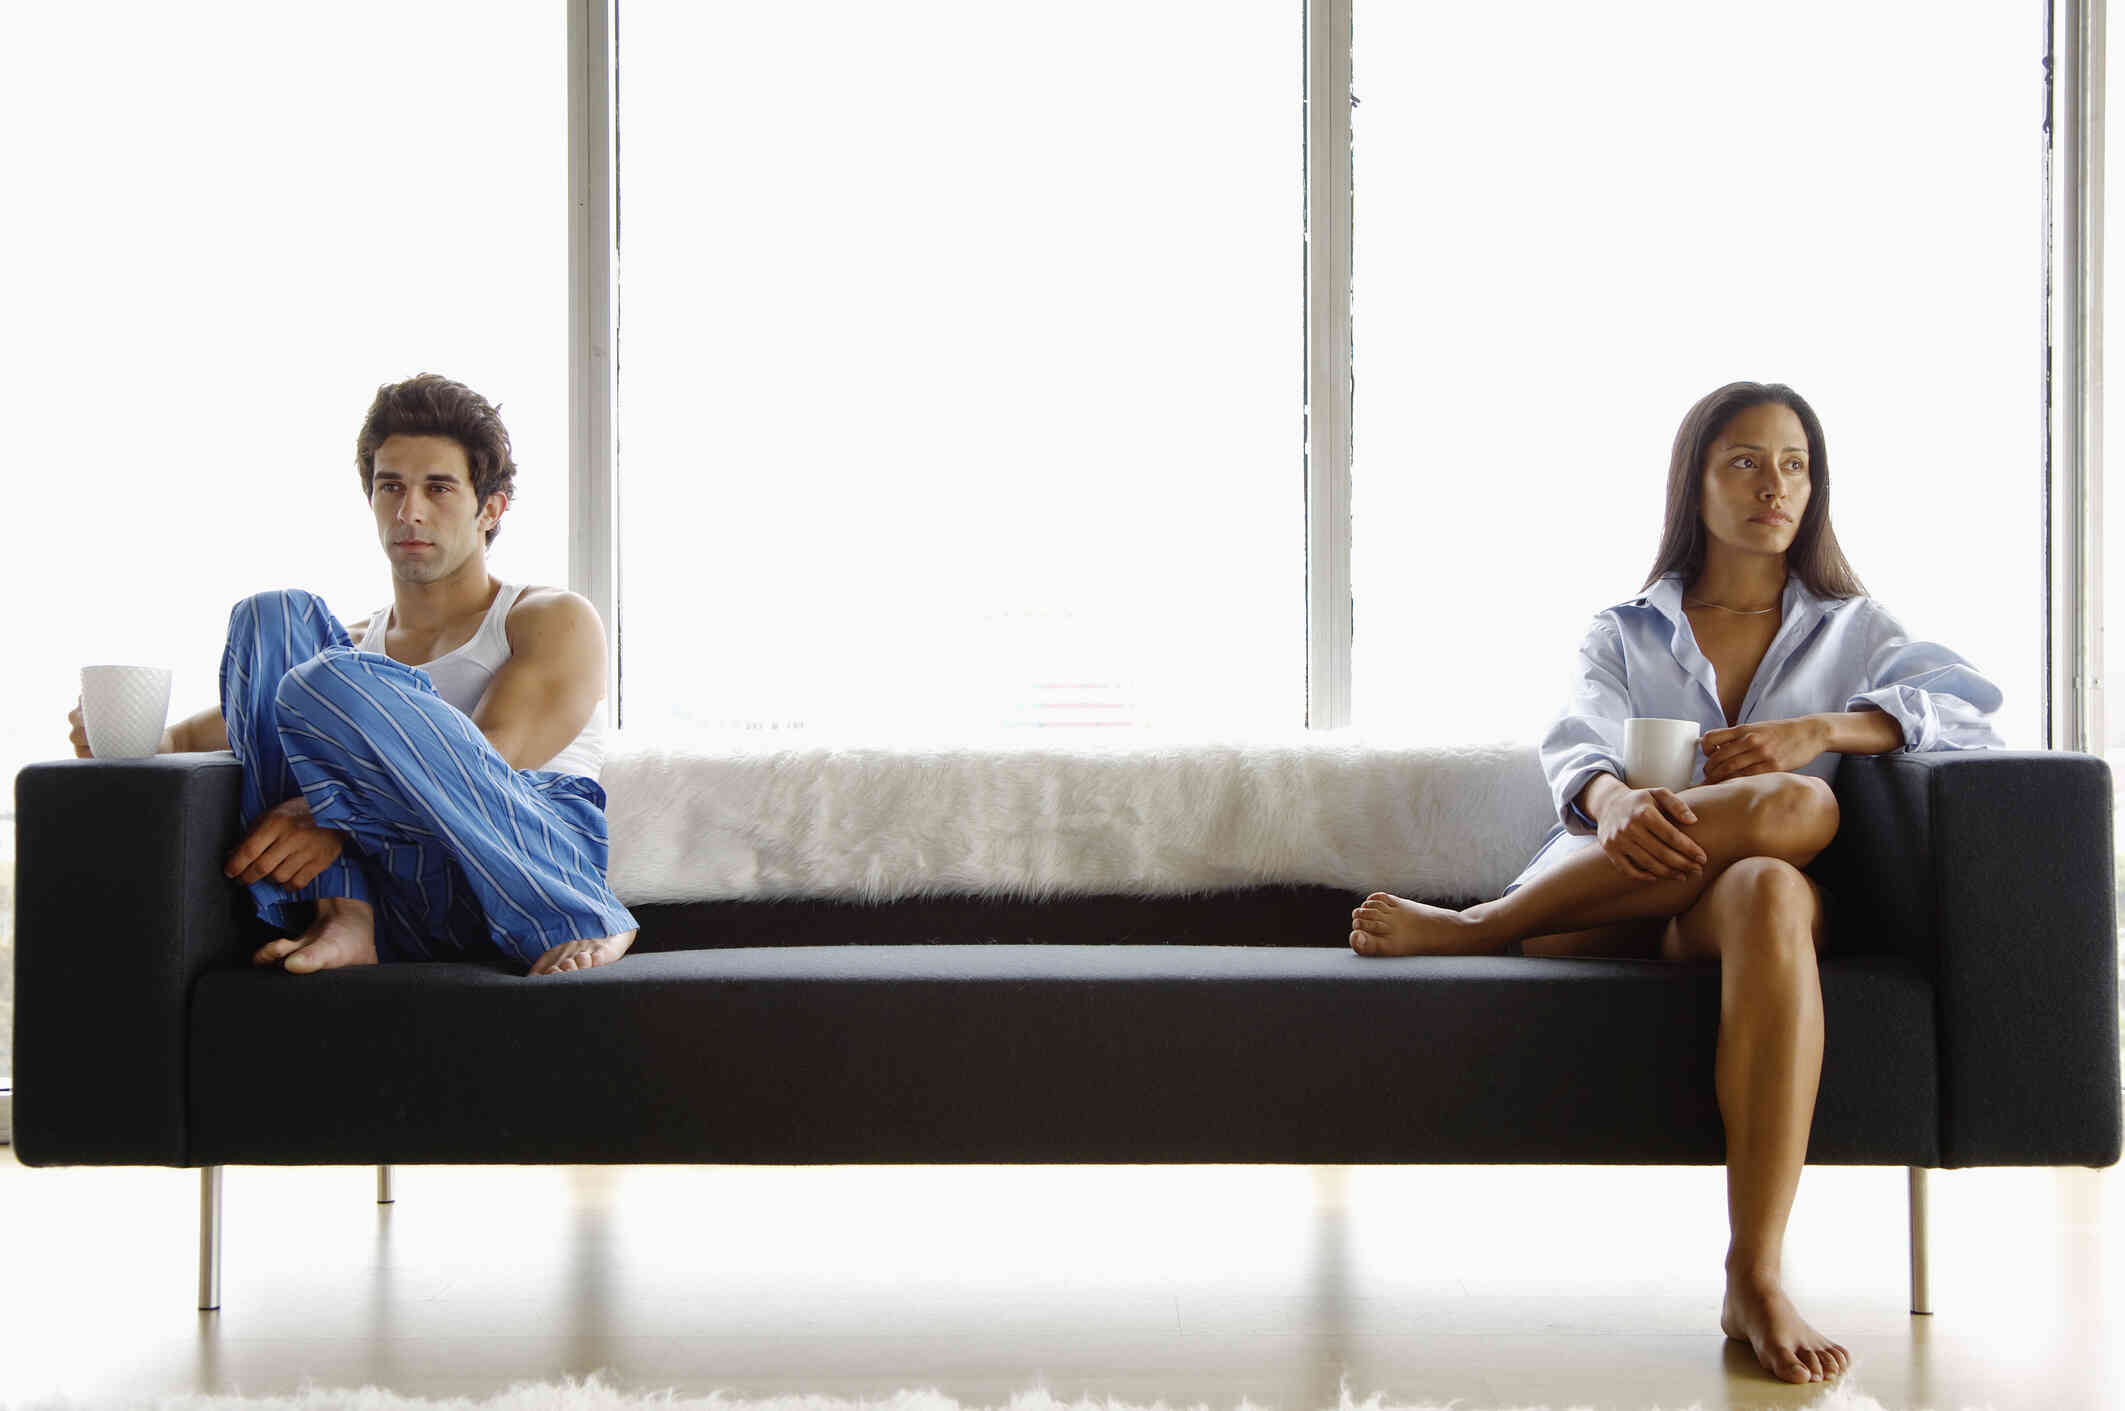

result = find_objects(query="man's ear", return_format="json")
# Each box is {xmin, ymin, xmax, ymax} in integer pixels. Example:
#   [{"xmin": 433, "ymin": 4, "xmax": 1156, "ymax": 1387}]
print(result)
[{"xmin": 482, "ymin": 490, "xmax": 509, "ymax": 531}]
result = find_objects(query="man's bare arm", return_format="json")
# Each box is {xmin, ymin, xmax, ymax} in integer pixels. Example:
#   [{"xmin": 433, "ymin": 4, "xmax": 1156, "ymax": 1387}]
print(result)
[
  {"xmin": 469, "ymin": 590, "xmax": 607, "ymax": 772},
  {"xmin": 72, "ymin": 611, "xmax": 372, "ymax": 756},
  {"xmin": 161, "ymin": 704, "xmax": 230, "ymax": 754}
]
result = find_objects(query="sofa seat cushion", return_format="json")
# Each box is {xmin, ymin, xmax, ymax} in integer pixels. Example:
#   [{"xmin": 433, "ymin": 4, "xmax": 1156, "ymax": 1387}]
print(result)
[{"xmin": 189, "ymin": 944, "xmax": 1937, "ymax": 1168}]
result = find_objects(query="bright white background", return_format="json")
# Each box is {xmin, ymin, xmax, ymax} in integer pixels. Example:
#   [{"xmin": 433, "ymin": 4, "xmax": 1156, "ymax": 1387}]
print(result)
[
  {"xmin": 614, "ymin": 2, "xmax": 1303, "ymax": 736},
  {"xmin": 0, "ymin": 3, "xmax": 570, "ymax": 784},
  {"xmin": 0, "ymin": 3, "xmax": 2080, "ymax": 1085},
  {"xmin": 1351, "ymin": 1, "xmax": 2042, "ymax": 750}
]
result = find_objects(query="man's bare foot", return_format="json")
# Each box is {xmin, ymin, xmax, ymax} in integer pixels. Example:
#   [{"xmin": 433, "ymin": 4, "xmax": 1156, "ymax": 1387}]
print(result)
[
  {"xmin": 1721, "ymin": 1269, "xmax": 1851, "ymax": 1384},
  {"xmin": 1348, "ymin": 893, "xmax": 1501, "ymax": 956},
  {"xmin": 253, "ymin": 896, "xmax": 379, "ymax": 974},
  {"xmin": 529, "ymin": 928, "xmax": 639, "ymax": 977}
]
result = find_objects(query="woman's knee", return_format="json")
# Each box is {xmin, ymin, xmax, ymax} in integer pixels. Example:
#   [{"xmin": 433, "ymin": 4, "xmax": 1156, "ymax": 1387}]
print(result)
[
  {"xmin": 1701, "ymin": 856, "xmax": 1822, "ymax": 958},
  {"xmin": 1734, "ymin": 772, "xmax": 1838, "ymax": 866}
]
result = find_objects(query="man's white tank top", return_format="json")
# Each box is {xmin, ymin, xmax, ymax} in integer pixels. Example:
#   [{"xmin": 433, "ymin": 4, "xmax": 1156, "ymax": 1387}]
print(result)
[{"xmin": 356, "ymin": 582, "xmax": 608, "ymax": 781}]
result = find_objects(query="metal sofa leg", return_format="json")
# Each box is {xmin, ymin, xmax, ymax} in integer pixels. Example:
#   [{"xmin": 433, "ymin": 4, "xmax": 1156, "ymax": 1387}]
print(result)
[
  {"xmin": 199, "ymin": 1166, "xmax": 222, "ymax": 1312},
  {"xmin": 1908, "ymin": 1165, "xmax": 1932, "ymax": 1315},
  {"xmin": 378, "ymin": 1165, "xmax": 394, "ymax": 1204}
]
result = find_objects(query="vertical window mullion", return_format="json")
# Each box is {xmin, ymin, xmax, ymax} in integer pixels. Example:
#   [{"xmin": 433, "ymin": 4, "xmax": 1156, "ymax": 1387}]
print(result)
[
  {"xmin": 570, "ymin": 0, "xmax": 622, "ymax": 724},
  {"xmin": 2049, "ymin": 0, "xmax": 2105, "ymax": 753},
  {"xmin": 1306, "ymin": 0, "xmax": 1355, "ymax": 730}
]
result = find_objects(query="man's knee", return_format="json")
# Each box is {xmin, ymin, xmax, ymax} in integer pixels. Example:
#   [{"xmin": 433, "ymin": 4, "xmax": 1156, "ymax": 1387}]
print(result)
[
  {"xmin": 228, "ymin": 588, "xmax": 329, "ymax": 635},
  {"xmin": 1736, "ymin": 772, "xmax": 1838, "ymax": 866},
  {"xmin": 274, "ymin": 645, "xmax": 369, "ymax": 720}
]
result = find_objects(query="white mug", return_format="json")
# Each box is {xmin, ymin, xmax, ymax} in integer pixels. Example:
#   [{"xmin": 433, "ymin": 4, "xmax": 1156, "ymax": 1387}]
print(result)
[
  {"xmin": 80, "ymin": 664, "xmax": 174, "ymax": 759},
  {"xmin": 1623, "ymin": 717, "xmax": 1701, "ymax": 793}
]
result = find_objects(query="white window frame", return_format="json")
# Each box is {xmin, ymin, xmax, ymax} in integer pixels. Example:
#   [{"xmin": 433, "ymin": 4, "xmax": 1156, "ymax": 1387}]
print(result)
[
  {"xmin": 564, "ymin": 0, "xmax": 2100, "ymax": 749},
  {"xmin": 2050, "ymin": 0, "xmax": 2106, "ymax": 753},
  {"xmin": 568, "ymin": 0, "xmax": 622, "ymax": 727},
  {"xmin": 1305, "ymin": 0, "xmax": 1355, "ymax": 729}
]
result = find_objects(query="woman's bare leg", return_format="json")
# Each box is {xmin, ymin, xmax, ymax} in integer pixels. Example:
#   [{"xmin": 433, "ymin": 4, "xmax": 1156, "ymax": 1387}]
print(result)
[
  {"xmin": 1348, "ymin": 772, "xmax": 1838, "ymax": 956},
  {"xmin": 1669, "ymin": 856, "xmax": 1851, "ymax": 1385}
]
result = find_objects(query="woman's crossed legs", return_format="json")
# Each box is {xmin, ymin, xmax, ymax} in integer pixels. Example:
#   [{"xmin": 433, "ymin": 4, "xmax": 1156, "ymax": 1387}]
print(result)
[{"xmin": 1348, "ymin": 772, "xmax": 1852, "ymax": 1385}]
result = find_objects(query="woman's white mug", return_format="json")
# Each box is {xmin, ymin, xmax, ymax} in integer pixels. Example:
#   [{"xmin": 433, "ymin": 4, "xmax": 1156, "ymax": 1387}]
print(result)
[
  {"xmin": 1623, "ymin": 717, "xmax": 1701, "ymax": 793},
  {"xmin": 79, "ymin": 665, "xmax": 174, "ymax": 759}
]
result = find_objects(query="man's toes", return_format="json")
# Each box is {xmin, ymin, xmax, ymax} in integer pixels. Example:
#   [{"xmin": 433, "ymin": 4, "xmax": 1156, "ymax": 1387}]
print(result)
[{"xmin": 253, "ymin": 938, "xmax": 301, "ymax": 966}]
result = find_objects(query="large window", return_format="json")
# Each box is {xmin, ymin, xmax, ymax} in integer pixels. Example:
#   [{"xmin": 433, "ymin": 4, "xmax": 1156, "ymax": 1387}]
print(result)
[
  {"xmin": 1349, "ymin": 2, "xmax": 2042, "ymax": 750},
  {"xmin": 613, "ymin": 1, "xmax": 1306, "ymax": 735},
  {"xmin": 2, "ymin": 3, "xmax": 2079, "ymax": 1103},
  {"xmin": 0, "ymin": 3, "xmax": 570, "ymax": 1089}
]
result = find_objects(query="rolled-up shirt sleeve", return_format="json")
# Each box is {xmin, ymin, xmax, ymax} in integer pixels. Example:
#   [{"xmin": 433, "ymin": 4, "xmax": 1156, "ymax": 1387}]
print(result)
[
  {"xmin": 1844, "ymin": 602, "xmax": 2006, "ymax": 752},
  {"xmin": 1541, "ymin": 616, "xmax": 1632, "ymax": 835}
]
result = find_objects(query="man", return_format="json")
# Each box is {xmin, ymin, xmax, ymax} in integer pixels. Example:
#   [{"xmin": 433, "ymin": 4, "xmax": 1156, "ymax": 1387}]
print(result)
[{"xmin": 67, "ymin": 372, "xmax": 638, "ymax": 978}]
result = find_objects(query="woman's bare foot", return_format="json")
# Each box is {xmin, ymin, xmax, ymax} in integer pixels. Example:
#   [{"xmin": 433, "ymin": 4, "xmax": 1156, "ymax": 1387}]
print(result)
[
  {"xmin": 529, "ymin": 928, "xmax": 639, "ymax": 976},
  {"xmin": 1721, "ymin": 1269, "xmax": 1851, "ymax": 1384},
  {"xmin": 1348, "ymin": 893, "xmax": 1503, "ymax": 956},
  {"xmin": 253, "ymin": 896, "xmax": 379, "ymax": 974}
]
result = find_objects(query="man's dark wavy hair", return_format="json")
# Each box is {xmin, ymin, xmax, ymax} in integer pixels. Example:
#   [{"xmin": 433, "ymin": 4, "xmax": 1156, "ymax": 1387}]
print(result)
[{"xmin": 355, "ymin": 373, "xmax": 518, "ymax": 547}]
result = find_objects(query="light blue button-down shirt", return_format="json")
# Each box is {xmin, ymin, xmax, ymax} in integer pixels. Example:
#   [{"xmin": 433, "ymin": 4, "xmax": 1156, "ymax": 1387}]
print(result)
[{"xmin": 1511, "ymin": 571, "xmax": 2005, "ymax": 893}]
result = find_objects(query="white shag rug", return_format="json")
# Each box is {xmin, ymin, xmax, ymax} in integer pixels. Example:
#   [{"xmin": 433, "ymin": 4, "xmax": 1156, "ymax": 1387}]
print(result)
[
  {"xmin": 599, "ymin": 731, "xmax": 1558, "ymax": 906},
  {"xmin": 5, "ymin": 1371, "xmax": 1982, "ymax": 1411}
]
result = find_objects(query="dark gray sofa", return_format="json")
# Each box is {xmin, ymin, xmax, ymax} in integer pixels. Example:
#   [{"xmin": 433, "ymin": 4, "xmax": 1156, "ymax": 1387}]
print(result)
[{"xmin": 12, "ymin": 749, "xmax": 2122, "ymax": 1312}]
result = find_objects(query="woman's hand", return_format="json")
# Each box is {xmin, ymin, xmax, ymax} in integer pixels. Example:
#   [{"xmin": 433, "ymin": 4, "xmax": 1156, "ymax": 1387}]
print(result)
[
  {"xmin": 1594, "ymin": 786, "xmax": 1707, "ymax": 884},
  {"xmin": 1701, "ymin": 716, "xmax": 1830, "ymax": 784}
]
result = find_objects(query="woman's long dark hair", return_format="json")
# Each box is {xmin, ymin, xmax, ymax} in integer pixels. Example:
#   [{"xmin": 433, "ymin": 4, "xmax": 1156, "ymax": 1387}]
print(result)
[{"xmin": 1642, "ymin": 381, "xmax": 1867, "ymax": 599}]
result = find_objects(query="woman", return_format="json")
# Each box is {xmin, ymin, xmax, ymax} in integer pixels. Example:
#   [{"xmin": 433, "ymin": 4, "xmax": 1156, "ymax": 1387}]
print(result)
[{"xmin": 1347, "ymin": 381, "xmax": 2004, "ymax": 1386}]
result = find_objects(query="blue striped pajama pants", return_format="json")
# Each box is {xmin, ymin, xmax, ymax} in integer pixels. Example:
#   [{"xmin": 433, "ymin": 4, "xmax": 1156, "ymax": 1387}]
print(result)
[{"xmin": 219, "ymin": 589, "xmax": 638, "ymax": 967}]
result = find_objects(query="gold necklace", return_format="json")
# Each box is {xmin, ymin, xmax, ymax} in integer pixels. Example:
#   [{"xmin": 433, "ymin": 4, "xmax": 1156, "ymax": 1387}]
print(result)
[{"xmin": 1685, "ymin": 595, "xmax": 1780, "ymax": 615}]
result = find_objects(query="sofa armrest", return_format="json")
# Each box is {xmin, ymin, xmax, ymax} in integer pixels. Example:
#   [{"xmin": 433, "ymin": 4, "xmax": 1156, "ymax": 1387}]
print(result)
[
  {"xmin": 11, "ymin": 752, "xmax": 258, "ymax": 1167},
  {"xmin": 1823, "ymin": 750, "xmax": 2122, "ymax": 1167}
]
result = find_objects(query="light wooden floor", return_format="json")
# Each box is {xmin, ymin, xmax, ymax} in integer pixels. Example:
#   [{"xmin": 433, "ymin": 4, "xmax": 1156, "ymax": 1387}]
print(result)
[{"xmin": 0, "ymin": 1150, "xmax": 2116, "ymax": 1411}]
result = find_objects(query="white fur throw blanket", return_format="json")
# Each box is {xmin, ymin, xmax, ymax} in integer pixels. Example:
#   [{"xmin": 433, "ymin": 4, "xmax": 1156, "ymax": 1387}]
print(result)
[{"xmin": 599, "ymin": 731, "xmax": 1557, "ymax": 905}]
